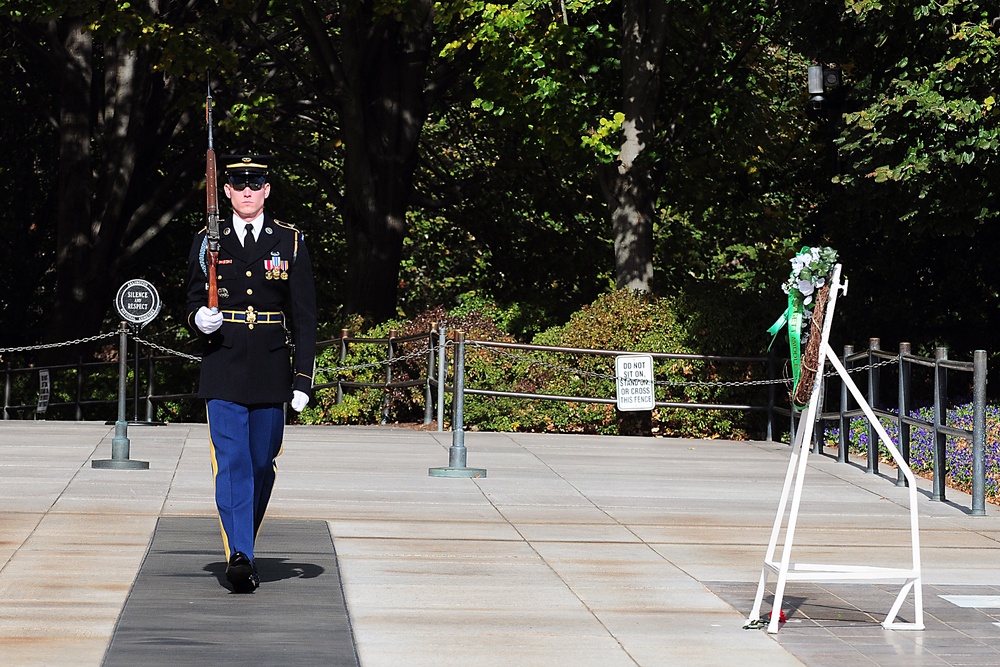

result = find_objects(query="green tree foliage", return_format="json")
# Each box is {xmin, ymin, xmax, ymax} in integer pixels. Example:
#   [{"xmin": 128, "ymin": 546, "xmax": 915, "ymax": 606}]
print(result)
[
  {"xmin": 806, "ymin": 1, "xmax": 1000, "ymax": 355},
  {"xmin": 2, "ymin": 0, "xmax": 1000, "ymax": 401},
  {"xmin": 431, "ymin": 1, "xmax": 824, "ymax": 310},
  {"xmin": 0, "ymin": 0, "xmax": 243, "ymax": 358},
  {"xmin": 838, "ymin": 0, "xmax": 998, "ymax": 223},
  {"xmin": 402, "ymin": 105, "xmax": 613, "ymax": 339},
  {"xmin": 0, "ymin": 22, "xmax": 57, "ymax": 346},
  {"xmin": 230, "ymin": 0, "xmax": 492, "ymax": 326}
]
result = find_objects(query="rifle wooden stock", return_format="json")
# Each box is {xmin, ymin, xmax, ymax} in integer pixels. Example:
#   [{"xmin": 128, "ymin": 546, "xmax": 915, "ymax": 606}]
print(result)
[
  {"xmin": 206, "ymin": 146, "xmax": 220, "ymax": 310},
  {"xmin": 205, "ymin": 85, "xmax": 220, "ymax": 311},
  {"xmin": 206, "ymin": 247, "xmax": 219, "ymax": 309}
]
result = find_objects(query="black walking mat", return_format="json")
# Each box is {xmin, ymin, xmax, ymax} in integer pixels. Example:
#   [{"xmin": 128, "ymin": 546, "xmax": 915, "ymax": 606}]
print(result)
[{"xmin": 103, "ymin": 517, "xmax": 359, "ymax": 667}]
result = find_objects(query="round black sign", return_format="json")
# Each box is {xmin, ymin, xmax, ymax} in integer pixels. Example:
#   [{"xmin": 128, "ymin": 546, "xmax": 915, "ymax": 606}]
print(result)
[{"xmin": 115, "ymin": 279, "xmax": 161, "ymax": 325}]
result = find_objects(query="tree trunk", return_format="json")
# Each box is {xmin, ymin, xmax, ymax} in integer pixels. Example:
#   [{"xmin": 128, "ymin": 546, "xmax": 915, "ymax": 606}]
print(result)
[
  {"xmin": 602, "ymin": 163, "xmax": 656, "ymax": 292},
  {"xmin": 599, "ymin": 0, "xmax": 669, "ymax": 294},
  {"xmin": 338, "ymin": 1, "xmax": 435, "ymax": 324},
  {"xmin": 46, "ymin": 18, "xmax": 105, "ymax": 351}
]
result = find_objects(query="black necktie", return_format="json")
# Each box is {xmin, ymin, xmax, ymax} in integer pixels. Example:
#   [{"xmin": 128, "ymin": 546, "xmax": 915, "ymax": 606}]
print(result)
[{"xmin": 244, "ymin": 223, "xmax": 256, "ymax": 256}]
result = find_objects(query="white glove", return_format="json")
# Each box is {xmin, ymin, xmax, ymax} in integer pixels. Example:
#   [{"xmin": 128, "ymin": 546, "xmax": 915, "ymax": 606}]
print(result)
[
  {"xmin": 290, "ymin": 390, "xmax": 309, "ymax": 412},
  {"xmin": 194, "ymin": 306, "xmax": 223, "ymax": 334}
]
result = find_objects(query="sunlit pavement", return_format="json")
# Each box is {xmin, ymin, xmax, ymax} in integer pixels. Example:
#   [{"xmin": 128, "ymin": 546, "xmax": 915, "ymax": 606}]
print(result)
[{"xmin": 1, "ymin": 422, "xmax": 998, "ymax": 666}]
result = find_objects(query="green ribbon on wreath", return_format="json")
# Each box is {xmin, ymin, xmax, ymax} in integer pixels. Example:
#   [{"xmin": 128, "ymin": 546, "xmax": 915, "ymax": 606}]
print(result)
[
  {"xmin": 768, "ymin": 245, "xmax": 838, "ymax": 404},
  {"xmin": 766, "ymin": 292, "xmax": 804, "ymax": 394}
]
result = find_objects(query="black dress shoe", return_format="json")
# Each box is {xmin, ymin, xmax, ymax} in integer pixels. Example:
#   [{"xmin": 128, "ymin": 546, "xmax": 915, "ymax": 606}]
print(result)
[{"xmin": 226, "ymin": 551, "xmax": 259, "ymax": 593}]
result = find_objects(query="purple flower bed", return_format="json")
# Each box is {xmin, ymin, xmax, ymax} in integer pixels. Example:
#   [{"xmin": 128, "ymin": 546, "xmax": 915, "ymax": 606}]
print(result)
[{"xmin": 823, "ymin": 402, "xmax": 1000, "ymax": 501}]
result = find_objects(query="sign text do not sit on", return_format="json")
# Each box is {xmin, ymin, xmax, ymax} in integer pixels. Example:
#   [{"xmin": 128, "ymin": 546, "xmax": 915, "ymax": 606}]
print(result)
[{"xmin": 615, "ymin": 354, "xmax": 655, "ymax": 411}]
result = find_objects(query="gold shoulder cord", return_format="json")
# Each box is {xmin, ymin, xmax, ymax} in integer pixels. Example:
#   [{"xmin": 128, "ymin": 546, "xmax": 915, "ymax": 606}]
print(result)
[{"xmin": 274, "ymin": 219, "xmax": 300, "ymax": 263}]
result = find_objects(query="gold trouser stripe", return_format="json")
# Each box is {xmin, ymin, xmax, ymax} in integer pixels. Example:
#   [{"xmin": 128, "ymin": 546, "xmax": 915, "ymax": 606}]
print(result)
[{"xmin": 206, "ymin": 406, "xmax": 232, "ymax": 561}]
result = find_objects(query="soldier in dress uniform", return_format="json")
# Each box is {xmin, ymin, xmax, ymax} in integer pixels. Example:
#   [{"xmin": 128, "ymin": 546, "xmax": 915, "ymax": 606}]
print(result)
[{"xmin": 185, "ymin": 154, "xmax": 317, "ymax": 593}]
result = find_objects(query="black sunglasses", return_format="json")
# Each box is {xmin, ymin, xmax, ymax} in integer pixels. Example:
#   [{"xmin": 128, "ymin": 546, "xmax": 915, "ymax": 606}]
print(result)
[{"xmin": 228, "ymin": 175, "xmax": 267, "ymax": 191}]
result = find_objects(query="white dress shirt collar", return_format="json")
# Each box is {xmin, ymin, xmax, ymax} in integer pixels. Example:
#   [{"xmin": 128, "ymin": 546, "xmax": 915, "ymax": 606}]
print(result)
[{"xmin": 234, "ymin": 213, "xmax": 265, "ymax": 244}]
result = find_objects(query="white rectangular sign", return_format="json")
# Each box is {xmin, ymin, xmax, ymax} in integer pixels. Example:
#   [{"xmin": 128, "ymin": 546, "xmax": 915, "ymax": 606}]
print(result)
[
  {"xmin": 615, "ymin": 354, "xmax": 655, "ymax": 411},
  {"xmin": 37, "ymin": 369, "xmax": 50, "ymax": 415}
]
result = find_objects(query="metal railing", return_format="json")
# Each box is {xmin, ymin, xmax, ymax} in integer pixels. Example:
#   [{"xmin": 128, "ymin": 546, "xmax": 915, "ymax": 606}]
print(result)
[
  {"xmin": 1, "ymin": 332, "xmax": 199, "ymax": 423},
  {"xmin": 1, "ymin": 328, "xmax": 992, "ymax": 513},
  {"xmin": 458, "ymin": 336, "xmax": 781, "ymax": 437},
  {"xmin": 788, "ymin": 338, "xmax": 989, "ymax": 515},
  {"xmin": 3, "ymin": 356, "xmax": 115, "ymax": 420},
  {"xmin": 3, "ymin": 324, "xmax": 785, "ymax": 428},
  {"xmin": 312, "ymin": 326, "xmax": 440, "ymax": 425}
]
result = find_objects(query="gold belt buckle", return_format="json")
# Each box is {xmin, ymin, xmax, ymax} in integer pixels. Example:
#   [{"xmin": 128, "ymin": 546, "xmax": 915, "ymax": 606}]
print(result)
[{"xmin": 246, "ymin": 306, "xmax": 257, "ymax": 329}]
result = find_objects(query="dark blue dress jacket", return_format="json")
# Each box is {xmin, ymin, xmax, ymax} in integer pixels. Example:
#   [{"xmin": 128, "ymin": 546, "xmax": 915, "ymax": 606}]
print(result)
[{"xmin": 186, "ymin": 214, "xmax": 317, "ymax": 405}]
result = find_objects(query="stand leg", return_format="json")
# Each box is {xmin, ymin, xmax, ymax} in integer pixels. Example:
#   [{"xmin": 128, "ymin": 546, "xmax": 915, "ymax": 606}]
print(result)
[{"xmin": 748, "ymin": 568, "xmax": 770, "ymax": 623}]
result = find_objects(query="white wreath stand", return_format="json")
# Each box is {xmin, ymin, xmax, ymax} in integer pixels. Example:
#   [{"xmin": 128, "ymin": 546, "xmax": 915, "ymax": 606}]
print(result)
[{"xmin": 747, "ymin": 264, "xmax": 924, "ymax": 634}]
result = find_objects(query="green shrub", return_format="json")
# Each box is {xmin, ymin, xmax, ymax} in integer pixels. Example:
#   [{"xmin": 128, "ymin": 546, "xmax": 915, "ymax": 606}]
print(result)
[
  {"xmin": 461, "ymin": 289, "xmax": 761, "ymax": 437},
  {"xmin": 300, "ymin": 289, "xmax": 770, "ymax": 438},
  {"xmin": 298, "ymin": 300, "xmax": 516, "ymax": 426}
]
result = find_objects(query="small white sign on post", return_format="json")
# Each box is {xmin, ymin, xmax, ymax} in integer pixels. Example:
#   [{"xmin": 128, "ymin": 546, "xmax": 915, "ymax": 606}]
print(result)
[
  {"xmin": 615, "ymin": 354, "xmax": 655, "ymax": 411},
  {"xmin": 36, "ymin": 369, "xmax": 50, "ymax": 415}
]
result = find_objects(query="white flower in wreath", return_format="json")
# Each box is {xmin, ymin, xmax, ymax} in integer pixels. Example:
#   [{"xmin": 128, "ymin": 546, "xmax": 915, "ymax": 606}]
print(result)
[
  {"xmin": 781, "ymin": 246, "xmax": 838, "ymax": 310},
  {"xmin": 797, "ymin": 278, "xmax": 815, "ymax": 304}
]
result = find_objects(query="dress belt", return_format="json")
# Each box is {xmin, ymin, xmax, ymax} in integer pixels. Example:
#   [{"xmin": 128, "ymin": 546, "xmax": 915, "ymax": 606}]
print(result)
[{"xmin": 220, "ymin": 307, "xmax": 283, "ymax": 329}]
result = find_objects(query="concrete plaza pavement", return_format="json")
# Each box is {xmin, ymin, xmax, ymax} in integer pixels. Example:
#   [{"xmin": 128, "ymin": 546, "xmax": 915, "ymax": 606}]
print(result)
[{"xmin": 1, "ymin": 421, "xmax": 999, "ymax": 666}]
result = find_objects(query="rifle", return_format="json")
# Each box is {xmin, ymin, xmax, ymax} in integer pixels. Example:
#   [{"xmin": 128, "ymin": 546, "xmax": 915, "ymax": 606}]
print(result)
[{"xmin": 205, "ymin": 81, "xmax": 220, "ymax": 311}]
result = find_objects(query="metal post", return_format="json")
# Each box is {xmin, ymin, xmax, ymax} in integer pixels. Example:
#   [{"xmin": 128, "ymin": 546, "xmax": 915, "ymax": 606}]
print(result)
[
  {"xmin": 932, "ymin": 347, "xmax": 948, "ymax": 502},
  {"xmin": 429, "ymin": 331, "xmax": 485, "ymax": 478},
  {"xmin": 866, "ymin": 337, "xmax": 880, "ymax": 474},
  {"xmin": 146, "ymin": 351, "xmax": 155, "ymax": 422},
  {"xmin": 765, "ymin": 348, "xmax": 776, "ymax": 442},
  {"xmin": 336, "ymin": 328, "xmax": 348, "ymax": 404},
  {"xmin": 451, "ymin": 333, "xmax": 466, "ymax": 466},
  {"xmin": 3, "ymin": 360, "xmax": 11, "ymax": 420},
  {"xmin": 92, "ymin": 322, "xmax": 148, "ymax": 470},
  {"xmin": 75, "ymin": 355, "xmax": 84, "ymax": 420},
  {"xmin": 423, "ymin": 324, "xmax": 435, "ymax": 425},
  {"xmin": 132, "ymin": 327, "xmax": 141, "ymax": 422},
  {"xmin": 971, "ymin": 350, "xmax": 987, "ymax": 516},
  {"xmin": 382, "ymin": 329, "xmax": 397, "ymax": 424},
  {"xmin": 813, "ymin": 381, "xmax": 825, "ymax": 455},
  {"xmin": 436, "ymin": 322, "xmax": 446, "ymax": 432},
  {"xmin": 838, "ymin": 344, "xmax": 852, "ymax": 464},
  {"xmin": 896, "ymin": 342, "xmax": 912, "ymax": 487}
]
